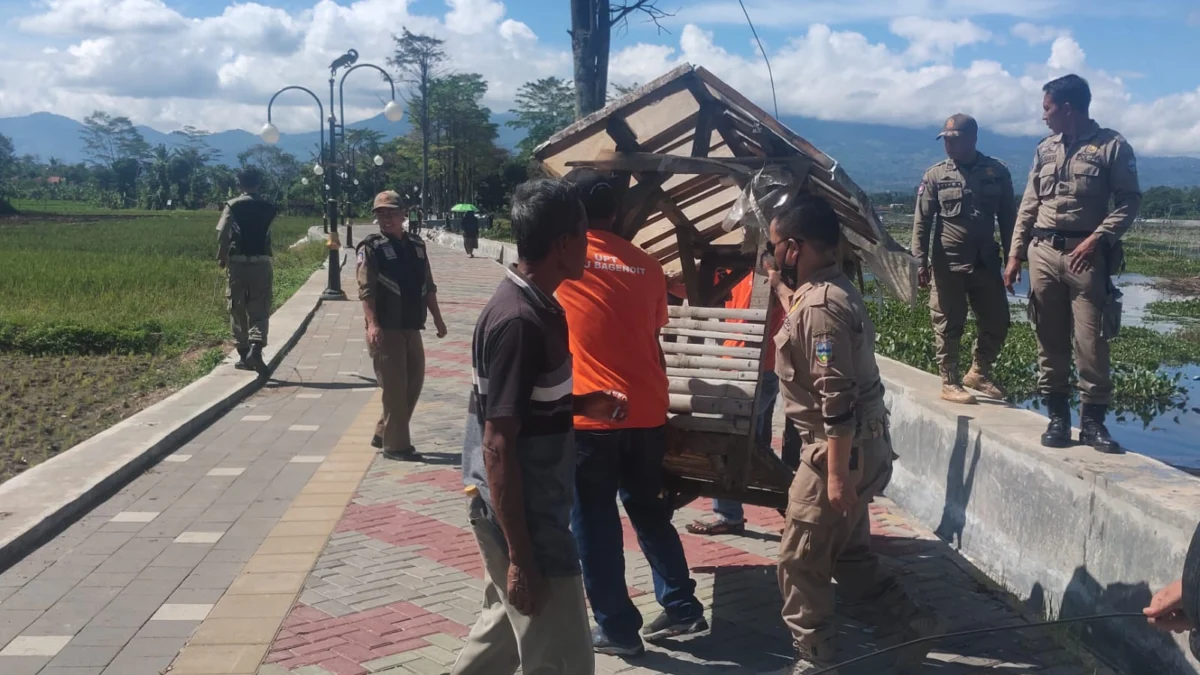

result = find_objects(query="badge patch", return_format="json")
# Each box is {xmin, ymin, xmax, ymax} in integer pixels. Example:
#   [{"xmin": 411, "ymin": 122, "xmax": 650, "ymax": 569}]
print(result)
[
  {"xmin": 1128, "ymin": 159, "xmax": 1137, "ymax": 174},
  {"xmin": 815, "ymin": 336, "xmax": 833, "ymax": 367},
  {"xmin": 917, "ymin": 183, "xmax": 925, "ymax": 196},
  {"xmin": 986, "ymin": 168, "xmax": 995, "ymax": 177},
  {"xmin": 381, "ymin": 244, "xmax": 397, "ymax": 260},
  {"xmin": 356, "ymin": 250, "xmax": 364, "ymax": 266}
]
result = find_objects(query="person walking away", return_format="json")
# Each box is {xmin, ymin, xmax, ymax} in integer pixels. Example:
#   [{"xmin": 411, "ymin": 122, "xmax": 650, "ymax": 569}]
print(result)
[
  {"xmin": 556, "ymin": 168, "xmax": 708, "ymax": 656},
  {"xmin": 410, "ymin": 207, "xmax": 422, "ymax": 235},
  {"xmin": 463, "ymin": 211, "xmax": 480, "ymax": 258},
  {"xmin": 1003, "ymin": 74, "xmax": 1141, "ymax": 453},
  {"xmin": 687, "ymin": 272, "xmax": 801, "ymax": 536},
  {"xmin": 454, "ymin": 179, "xmax": 628, "ymax": 675},
  {"xmin": 217, "ymin": 167, "xmax": 277, "ymax": 375},
  {"xmin": 913, "ymin": 114, "xmax": 1016, "ymax": 405},
  {"xmin": 357, "ymin": 190, "xmax": 448, "ymax": 461},
  {"xmin": 766, "ymin": 195, "xmax": 936, "ymax": 674}
]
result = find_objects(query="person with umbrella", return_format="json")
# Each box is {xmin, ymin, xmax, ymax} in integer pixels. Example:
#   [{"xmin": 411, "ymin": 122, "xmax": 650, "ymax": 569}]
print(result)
[{"xmin": 456, "ymin": 204, "xmax": 481, "ymax": 258}]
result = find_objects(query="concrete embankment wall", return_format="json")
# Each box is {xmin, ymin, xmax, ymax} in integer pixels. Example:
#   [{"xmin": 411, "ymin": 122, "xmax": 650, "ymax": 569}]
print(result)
[
  {"xmin": 879, "ymin": 357, "xmax": 1200, "ymax": 674},
  {"xmin": 426, "ymin": 227, "xmax": 1199, "ymax": 673}
]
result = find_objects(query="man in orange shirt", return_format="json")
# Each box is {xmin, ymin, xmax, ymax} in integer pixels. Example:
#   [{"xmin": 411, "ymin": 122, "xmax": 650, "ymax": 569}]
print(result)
[
  {"xmin": 558, "ymin": 169, "xmax": 707, "ymax": 657},
  {"xmin": 686, "ymin": 273, "xmax": 799, "ymax": 536}
]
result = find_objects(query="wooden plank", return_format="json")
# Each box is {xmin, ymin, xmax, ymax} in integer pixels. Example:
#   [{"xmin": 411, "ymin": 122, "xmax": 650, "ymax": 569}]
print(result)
[
  {"xmin": 567, "ymin": 152, "xmax": 790, "ymax": 176},
  {"xmin": 668, "ymin": 415, "xmax": 750, "ymax": 435},
  {"xmin": 661, "ymin": 342, "xmax": 760, "ymax": 359},
  {"xmin": 669, "ymin": 306, "xmax": 767, "ymax": 321},
  {"xmin": 606, "ymin": 116, "xmax": 640, "ymax": 152},
  {"xmin": 664, "ymin": 354, "xmax": 758, "ymax": 371},
  {"xmin": 665, "ymin": 366, "xmax": 760, "ymax": 382},
  {"xmin": 660, "ymin": 327, "xmax": 762, "ymax": 343},
  {"xmin": 667, "ymin": 377, "xmax": 755, "ymax": 399},
  {"xmin": 664, "ymin": 318, "xmax": 764, "ymax": 335},
  {"xmin": 669, "ymin": 394, "xmax": 753, "ymax": 417},
  {"xmin": 617, "ymin": 173, "xmax": 668, "ymax": 239},
  {"xmin": 691, "ymin": 102, "xmax": 715, "ymax": 158}
]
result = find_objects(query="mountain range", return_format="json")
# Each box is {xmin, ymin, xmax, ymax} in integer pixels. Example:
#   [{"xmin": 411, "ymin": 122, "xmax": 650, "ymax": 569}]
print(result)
[{"xmin": 5, "ymin": 111, "xmax": 1200, "ymax": 193}]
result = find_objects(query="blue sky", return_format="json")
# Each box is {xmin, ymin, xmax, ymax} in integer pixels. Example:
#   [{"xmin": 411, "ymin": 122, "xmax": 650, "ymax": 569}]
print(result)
[{"xmin": 2, "ymin": 0, "xmax": 1199, "ymax": 154}]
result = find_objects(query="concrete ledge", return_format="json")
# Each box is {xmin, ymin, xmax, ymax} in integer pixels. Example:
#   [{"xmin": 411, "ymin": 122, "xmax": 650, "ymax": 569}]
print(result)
[
  {"xmin": 0, "ymin": 266, "xmax": 329, "ymax": 568},
  {"xmin": 880, "ymin": 357, "xmax": 1200, "ymax": 674}
]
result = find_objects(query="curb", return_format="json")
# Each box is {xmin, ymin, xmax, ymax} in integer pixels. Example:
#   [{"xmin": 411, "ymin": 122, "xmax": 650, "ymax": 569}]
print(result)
[{"xmin": 0, "ymin": 264, "xmax": 331, "ymax": 569}]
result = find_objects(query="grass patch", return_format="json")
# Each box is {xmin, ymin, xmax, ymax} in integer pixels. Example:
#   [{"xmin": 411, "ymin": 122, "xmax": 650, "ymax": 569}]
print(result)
[
  {"xmin": 0, "ymin": 212, "xmax": 323, "ymax": 354},
  {"xmin": 1147, "ymin": 298, "xmax": 1200, "ymax": 320}
]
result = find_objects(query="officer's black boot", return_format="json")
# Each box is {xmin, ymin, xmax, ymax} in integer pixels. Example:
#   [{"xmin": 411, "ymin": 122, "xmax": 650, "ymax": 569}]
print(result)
[
  {"xmin": 1079, "ymin": 403, "xmax": 1122, "ymax": 454},
  {"xmin": 246, "ymin": 343, "xmax": 268, "ymax": 376},
  {"xmin": 1040, "ymin": 394, "xmax": 1071, "ymax": 448},
  {"xmin": 234, "ymin": 346, "xmax": 252, "ymax": 371}
]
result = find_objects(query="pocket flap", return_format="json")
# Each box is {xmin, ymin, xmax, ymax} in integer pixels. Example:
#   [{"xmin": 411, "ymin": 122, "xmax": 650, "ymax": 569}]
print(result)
[{"xmin": 1073, "ymin": 161, "xmax": 1102, "ymax": 177}]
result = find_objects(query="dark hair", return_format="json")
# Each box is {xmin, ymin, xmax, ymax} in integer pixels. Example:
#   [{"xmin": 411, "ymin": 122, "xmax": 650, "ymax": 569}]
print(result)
[
  {"xmin": 510, "ymin": 179, "xmax": 586, "ymax": 263},
  {"xmin": 237, "ymin": 167, "xmax": 264, "ymax": 190},
  {"xmin": 562, "ymin": 168, "xmax": 617, "ymax": 221},
  {"xmin": 1043, "ymin": 74, "xmax": 1091, "ymax": 114},
  {"xmin": 773, "ymin": 193, "xmax": 840, "ymax": 252}
]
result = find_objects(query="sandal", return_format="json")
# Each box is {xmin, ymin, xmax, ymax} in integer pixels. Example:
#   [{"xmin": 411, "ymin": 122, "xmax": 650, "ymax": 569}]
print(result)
[{"xmin": 686, "ymin": 518, "xmax": 746, "ymax": 536}]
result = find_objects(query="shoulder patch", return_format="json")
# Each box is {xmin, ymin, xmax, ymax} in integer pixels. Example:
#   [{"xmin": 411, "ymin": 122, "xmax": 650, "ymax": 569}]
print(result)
[
  {"xmin": 1128, "ymin": 157, "xmax": 1137, "ymax": 174},
  {"xmin": 814, "ymin": 335, "xmax": 834, "ymax": 368},
  {"xmin": 917, "ymin": 182, "xmax": 925, "ymax": 196},
  {"xmin": 356, "ymin": 249, "xmax": 365, "ymax": 266}
]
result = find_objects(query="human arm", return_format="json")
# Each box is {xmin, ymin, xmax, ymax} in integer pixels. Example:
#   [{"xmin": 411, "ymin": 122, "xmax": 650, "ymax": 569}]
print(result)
[
  {"xmin": 481, "ymin": 416, "xmax": 543, "ymax": 615},
  {"xmin": 216, "ymin": 205, "xmax": 233, "ymax": 268},
  {"xmin": 997, "ymin": 166, "xmax": 1017, "ymax": 261},
  {"xmin": 1006, "ymin": 156, "xmax": 1042, "ymax": 292},
  {"xmin": 802, "ymin": 300, "xmax": 860, "ymax": 515},
  {"xmin": 1144, "ymin": 579, "xmax": 1193, "ymax": 633},
  {"xmin": 424, "ymin": 259, "xmax": 447, "ymax": 338},
  {"xmin": 912, "ymin": 174, "xmax": 937, "ymax": 287},
  {"xmin": 356, "ymin": 247, "xmax": 381, "ymax": 348},
  {"xmin": 1070, "ymin": 140, "xmax": 1142, "ymax": 274}
]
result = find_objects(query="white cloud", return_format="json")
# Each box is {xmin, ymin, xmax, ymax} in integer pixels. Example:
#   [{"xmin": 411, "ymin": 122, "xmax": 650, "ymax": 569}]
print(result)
[
  {"xmin": 18, "ymin": 0, "xmax": 186, "ymax": 35},
  {"xmin": 609, "ymin": 23, "xmax": 1200, "ymax": 155},
  {"xmin": 889, "ymin": 17, "xmax": 992, "ymax": 62},
  {"xmin": 1, "ymin": 0, "xmax": 568, "ymax": 134},
  {"xmin": 677, "ymin": 0, "xmax": 1073, "ymax": 27},
  {"xmin": 1011, "ymin": 22, "xmax": 1069, "ymax": 44}
]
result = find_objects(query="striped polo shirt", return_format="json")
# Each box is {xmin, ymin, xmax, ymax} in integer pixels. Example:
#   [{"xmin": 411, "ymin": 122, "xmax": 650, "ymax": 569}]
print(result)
[{"xmin": 460, "ymin": 265, "xmax": 580, "ymax": 576}]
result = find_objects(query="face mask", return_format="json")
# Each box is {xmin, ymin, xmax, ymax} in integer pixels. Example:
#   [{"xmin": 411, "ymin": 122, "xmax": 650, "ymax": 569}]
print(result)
[{"xmin": 761, "ymin": 239, "xmax": 800, "ymax": 289}]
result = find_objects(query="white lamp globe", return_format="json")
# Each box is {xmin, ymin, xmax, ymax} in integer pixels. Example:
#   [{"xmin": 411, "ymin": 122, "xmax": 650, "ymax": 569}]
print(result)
[
  {"xmin": 353, "ymin": 179, "xmax": 360, "ymax": 186},
  {"xmin": 301, "ymin": 177, "xmax": 309, "ymax": 185},
  {"xmin": 260, "ymin": 123, "xmax": 280, "ymax": 145},
  {"xmin": 313, "ymin": 163, "xmax": 324, "ymax": 176},
  {"xmin": 383, "ymin": 100, "xmax": 404, "ymax": 122},
  {"xmin": 373, "ymin": 155, "xmax": 384, "ymax": 167}
]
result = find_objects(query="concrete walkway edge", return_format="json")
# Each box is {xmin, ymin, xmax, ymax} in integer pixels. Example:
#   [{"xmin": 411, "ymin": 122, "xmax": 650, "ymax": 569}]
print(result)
[{"xmin": 0, "ymin": 264, "xmax": 331, "ymax": 568}]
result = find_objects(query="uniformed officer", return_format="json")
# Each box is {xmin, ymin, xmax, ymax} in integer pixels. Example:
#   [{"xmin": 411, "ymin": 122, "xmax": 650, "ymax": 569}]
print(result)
[
  {"xmin": 1003, "ymin": 74, "xmax": 1141, "ymax": 453},
  {"xmin": 217, "ymin": 167, "xmax": 278, "ymax": 375},
  {"xmin": 765, "ymin": 194, "xmax": 935, "ymax": 674},
  {"xmin": 913, "ymin": 114, "xmax": 1015, "ymax": 404},
  {"xmin": 357, "ymin": 191, "xmax": 448, "ymax": 460}
]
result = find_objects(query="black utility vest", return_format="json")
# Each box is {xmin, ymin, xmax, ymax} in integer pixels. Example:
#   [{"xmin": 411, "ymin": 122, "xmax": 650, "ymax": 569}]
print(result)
[
  {"xmin": 228, "ymin": 195, "xmax": 278, "ymax": 257},
  {"xmin": 362, "ymin": 233, "xmax": 429, "ymax": 330}
]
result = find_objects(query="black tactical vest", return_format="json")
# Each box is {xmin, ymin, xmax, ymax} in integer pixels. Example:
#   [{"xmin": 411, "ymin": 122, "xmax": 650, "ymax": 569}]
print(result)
[
  {"xmin": 228, "ymin": 194, "xmax": 278, "ymax": 257},
  {"xmin": 361, "ymin": 233, "xmax": 430, "ymax": 330}
]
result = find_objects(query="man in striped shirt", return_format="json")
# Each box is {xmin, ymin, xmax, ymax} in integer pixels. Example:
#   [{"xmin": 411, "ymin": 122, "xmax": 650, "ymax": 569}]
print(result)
[{"xmin": 452, "ymin": 179, "xmax": 627, "ymax": 675}]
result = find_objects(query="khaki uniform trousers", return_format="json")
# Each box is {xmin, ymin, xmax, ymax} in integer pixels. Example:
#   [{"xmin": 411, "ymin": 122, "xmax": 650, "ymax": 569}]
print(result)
[
  {"xmin": 371, "ymin": 329, "xmax": 425, "ymax": 452},
  {"xmin": 226, "ymin": 258, "xmax": 272, "ymax": 348},
  {"xmin": 929, "ymin": 256, "xmax": 1010, "ymax": 374},
  {"xmin": 450, "ymin": 502, "xmax": 593, "ymax": 675},
  {"xmin": 777, "ymin": 427, "xmax": 917, "ymax": 661},
  {"xmin": 1027, "ymin": 239, "xmax": 1112, "ymax": 405}
]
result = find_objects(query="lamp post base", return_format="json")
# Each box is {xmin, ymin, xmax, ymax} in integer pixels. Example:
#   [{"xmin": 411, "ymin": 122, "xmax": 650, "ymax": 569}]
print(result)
[{"xmin": 321, "ymin": 288, "xmax": 348, "ymax": 301}]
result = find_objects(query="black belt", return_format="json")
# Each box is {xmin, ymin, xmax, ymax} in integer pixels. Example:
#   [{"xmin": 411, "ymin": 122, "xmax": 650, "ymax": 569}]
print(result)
[{"xmin": 1031, "ymin": 228, "xmax": 1090, "ymax": 252}]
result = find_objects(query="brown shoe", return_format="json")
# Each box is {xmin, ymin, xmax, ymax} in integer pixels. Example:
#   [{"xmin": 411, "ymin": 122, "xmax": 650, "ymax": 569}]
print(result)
[
  {"xmin": 963, "ymin": 365, "xmax": 1006, "ymax": 400},
  {"xmin": 939, "ymin": 368, "xmax": 977, "ymax": 405}
]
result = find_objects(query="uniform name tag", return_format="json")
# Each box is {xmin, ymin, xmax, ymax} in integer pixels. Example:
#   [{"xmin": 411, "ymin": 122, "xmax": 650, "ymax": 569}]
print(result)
[{"xmin": 381, "ymin": 244, "xmax": 398, "ymax": 260}]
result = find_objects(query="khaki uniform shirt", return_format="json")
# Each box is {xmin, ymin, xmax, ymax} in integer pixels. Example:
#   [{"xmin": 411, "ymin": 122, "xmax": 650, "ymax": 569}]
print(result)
[
  {"xmin": 774, "ymin": 265, "xmax": 885, "ymax": 440},
  {"xmin": 913, "ymin": 153, "xmax": 1015, "ymax": 272},
  {"xmin": 1011, "ymin": 120, "xmax": 1142, "ymax": 260}
]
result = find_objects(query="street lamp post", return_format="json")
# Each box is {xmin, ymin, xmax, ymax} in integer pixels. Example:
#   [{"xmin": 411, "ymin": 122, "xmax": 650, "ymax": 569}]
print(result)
[{"xmin": 261, "ymin": 49, "xmax": 403, "ymax": 301}]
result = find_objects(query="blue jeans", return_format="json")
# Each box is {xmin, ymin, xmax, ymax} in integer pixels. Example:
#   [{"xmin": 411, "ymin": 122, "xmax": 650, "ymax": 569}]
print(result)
[
  {"xmin": 570, "ymin": 426, "xmax": 704, "ymax": 644},
  {"xmin": 713, "ymin": 371, "xmax": 780, "ymax": 523}
]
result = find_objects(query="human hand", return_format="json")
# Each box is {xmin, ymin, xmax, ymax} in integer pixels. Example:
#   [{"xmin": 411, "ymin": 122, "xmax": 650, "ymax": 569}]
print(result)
[
  {"xmin": 577, "ymin": 390, "xmax": 628, "ymax": 422},
  {"xmin": 1144, "ymin": 579, "xmax": 1194, "ymax": 633},
  {"xmin": 917, "ymin": 266, "xmax": 930, "ymax": 289},
  {"xmin": 435, "ymin": 318, "xmax": 448, "ymax": 339},
  {"xmin": 1003, "ymin": 258, "xmax": 1023, "ymax": 294},
  {"xmin": 507, "ymin": 560, "xmax": 546, "ymax": 616},
  {"xmin": 366, "ymin": 323, "xmax": 382, "ymax": 350},
  {"xmin": 1068, "ymin": 234, "xmax": 1100, "ymax": 274},
  {"xmin": 827, "ymin": 473, "xmax": 857, "ymax": 516}
]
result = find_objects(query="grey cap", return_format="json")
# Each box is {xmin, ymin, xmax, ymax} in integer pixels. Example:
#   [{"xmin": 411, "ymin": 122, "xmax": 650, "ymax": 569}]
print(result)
[{"xmin": 936, "ymin": 113, "xmax": 979, "ymax": 139}]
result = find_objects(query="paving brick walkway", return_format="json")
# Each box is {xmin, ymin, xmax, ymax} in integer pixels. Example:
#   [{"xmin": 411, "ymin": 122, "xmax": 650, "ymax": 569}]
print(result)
[{"xmin": 0, "ymin": 235, "xmax": 1112, "ymax": 675}]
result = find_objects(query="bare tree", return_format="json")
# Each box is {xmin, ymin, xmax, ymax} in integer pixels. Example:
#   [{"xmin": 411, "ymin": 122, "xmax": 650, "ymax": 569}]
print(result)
[
  {"xmin": 570, "ymin": 0, "xmax": 670, "ymax": 118},
  {"xmin": 388, "ymin": 29, "xmax": 447, "ymax": 217}
]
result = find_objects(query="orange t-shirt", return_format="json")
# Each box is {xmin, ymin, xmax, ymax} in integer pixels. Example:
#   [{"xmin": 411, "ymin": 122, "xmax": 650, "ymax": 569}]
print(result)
[
  {"xmin": 724, "ymin": 274, "xmax": 784, "ymax": 371},
  {"xmin": 557, "ymin": 230, "xmax": 670, "ymax": 430}
]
